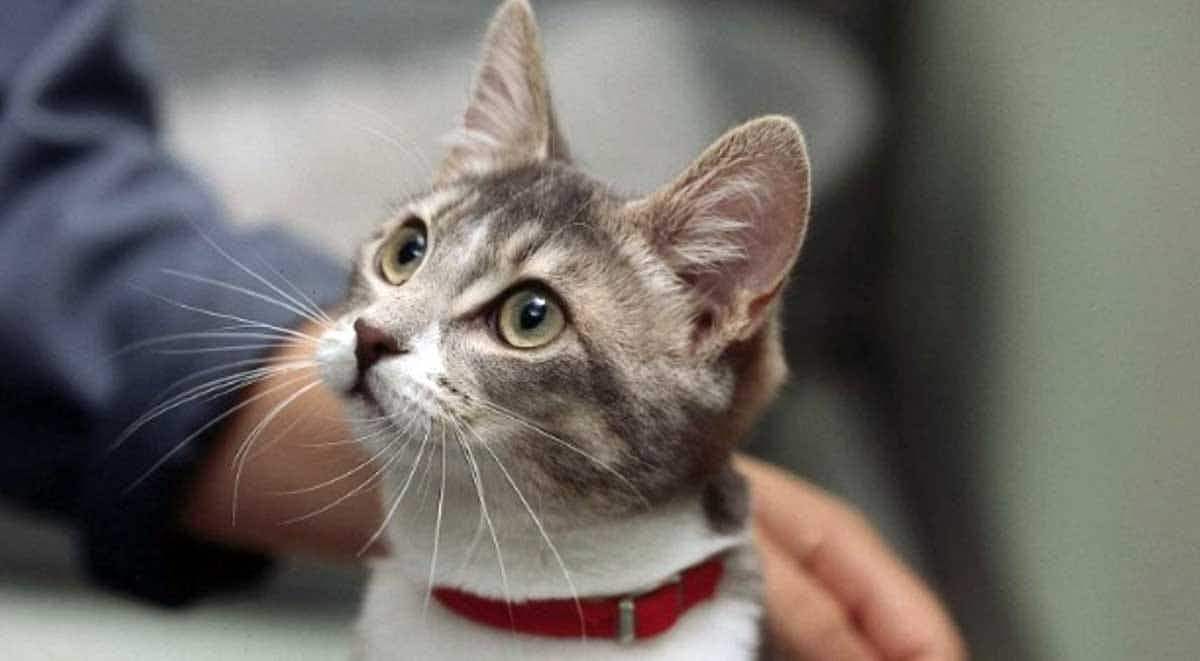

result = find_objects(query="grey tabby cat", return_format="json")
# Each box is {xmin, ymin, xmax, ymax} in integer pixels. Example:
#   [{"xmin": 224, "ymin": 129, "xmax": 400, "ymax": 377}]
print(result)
[{"xmin": 313, "ymin": 1, "xmax": 811, "ymax": 658}]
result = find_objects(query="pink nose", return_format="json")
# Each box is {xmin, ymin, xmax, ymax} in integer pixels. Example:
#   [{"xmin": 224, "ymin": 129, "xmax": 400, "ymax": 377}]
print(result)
[{"xmin": 353, "ymin": 318, "xmax": 404, "ymax": 374}]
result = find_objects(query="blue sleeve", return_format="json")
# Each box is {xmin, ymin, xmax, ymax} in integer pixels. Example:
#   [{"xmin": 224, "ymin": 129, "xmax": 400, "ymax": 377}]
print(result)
[{"xmin": 0, "ymin": 0, "xmax": 348, "ymax": 605}]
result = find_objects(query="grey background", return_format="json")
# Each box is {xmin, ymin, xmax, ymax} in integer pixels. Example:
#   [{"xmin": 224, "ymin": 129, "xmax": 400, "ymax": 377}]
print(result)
[{"xmin": 2, "ymin": 2, "xmax": 1197, "ymax": 660}]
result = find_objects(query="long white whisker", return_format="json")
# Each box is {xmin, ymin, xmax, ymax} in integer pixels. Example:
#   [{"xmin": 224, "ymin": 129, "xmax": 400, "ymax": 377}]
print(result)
[
  {"xmin": 162, "ymin": 269, "xmax": 330, "ymax": 329},
  {"xmin": 476, "ymin": 399, "xmax": 650, "ymax": 508},
  {"xmin": 105, "ymin": 329, "xmax": 303, "ymax": 360},
  {"xmin": 231, "ymin": 380, "xmax": 324, "ymax": 524},
  {"xmin": 296, "ymin": 406, "xmax": 410, "ymax": 448},
  {"xmin": 274, "ymin": 425, "xmax": 398, "ymax": 495},
  {"xmin": 131, "ymin": 285, "xmax": 321, "ymax": 344},
  {"xmin": 357, "ymin": 420, "xmax": 434, "ymax": 556},
  {"xmin": 191, "ymin": 363, "xmax": 315, "ymax": 406},
  {"xmin": 280, "ymin": 433, "xmax": 413, "ymax": 525},
  {"xmin": 185, "ymin": 218, "xmax": 334, "ymax": 326},
  {"xmin": 448, "ymin": 415, "xmax": 512, "ymax": 622},
  {"xmin": 295, "ymin": 417, "xmax": 390, "ymax": 449},
  {"xmin": 247, "ymin": 250, "xmax": 335, "ymax": 326},
  {"xmin": 153, "ymin": 343, "xmax": 306, "ymax": 356},
  {"xmin": 424, "ymin": 418, "xmax": 448, "ymax": 615},
  {"xmin": 120, "ymin": 372, "xmax": 318, "ymax": 494},
  {"xmin": 110, "ymin": 360, "xmax": 315, "ymax": 452},
  {"xmin": 278, "ymin": 405, "xmax": 424, "ymax": 521},
  {"xmin": 462, "ymin": 417, "xmax": 585, "ymax": 638},
  {"xmin": 412, "ymin": 432, "xmax": 439, "ymax": 517},
  {"xmin": 329, "ymin": 98, "xmax": 432, "ymax": 174},
  {"xmin": 245, "ymin": 405, "xmax": 317, "ymax": 463},
  {"xmin": 157, "ymin": 357, "xmax": 299, "ymax": 404}
]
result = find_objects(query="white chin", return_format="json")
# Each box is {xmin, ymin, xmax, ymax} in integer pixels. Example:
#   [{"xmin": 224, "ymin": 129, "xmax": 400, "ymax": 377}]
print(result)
[{"xmin": 315, "ymin": 325, "xmax": 358, "ymax": 393}]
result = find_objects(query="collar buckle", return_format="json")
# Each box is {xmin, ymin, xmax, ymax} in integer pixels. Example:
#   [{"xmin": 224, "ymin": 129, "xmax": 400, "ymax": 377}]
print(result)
[{"xmin": 616, "ymin": 572, "xmax": 683, "ymax": 644}]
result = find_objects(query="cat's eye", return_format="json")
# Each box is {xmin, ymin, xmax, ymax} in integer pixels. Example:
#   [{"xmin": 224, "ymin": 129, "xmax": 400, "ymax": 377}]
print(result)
[
  {"xmin": 496, "ymin": 287, "xmax": 566, "ymax": 349},
  {"xmin": 378, "ymin": 220, "xmax": 428, "ymax": 285}
]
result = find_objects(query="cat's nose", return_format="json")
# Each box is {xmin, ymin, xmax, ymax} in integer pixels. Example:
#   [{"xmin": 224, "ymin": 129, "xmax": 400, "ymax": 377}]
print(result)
[{"xmin": 353, "ymin": 318, "xmax": 405, "ymax": 373}]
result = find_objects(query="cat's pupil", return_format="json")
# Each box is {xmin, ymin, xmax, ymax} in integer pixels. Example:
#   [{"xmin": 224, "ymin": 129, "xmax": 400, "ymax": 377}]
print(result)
[
  {"xmin": 519, "ymin": 297, "xmax": 547, "ymax": 330},
  {"xmin": 396, "ymin": 235, "xmax": 425, "ymax": 265}
]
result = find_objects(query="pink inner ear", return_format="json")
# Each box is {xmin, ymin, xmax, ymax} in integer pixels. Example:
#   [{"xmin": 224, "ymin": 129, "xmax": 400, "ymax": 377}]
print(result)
[{"xmin": 685, "ymin": 163, "xmax": 808, "ymax": 323}]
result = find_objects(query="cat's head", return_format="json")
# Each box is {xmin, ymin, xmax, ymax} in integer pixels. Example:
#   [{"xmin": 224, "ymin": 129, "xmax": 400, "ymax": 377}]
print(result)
[{"xmin": 317, "ymin": 0, "xmax": 810, "ymax": 521}]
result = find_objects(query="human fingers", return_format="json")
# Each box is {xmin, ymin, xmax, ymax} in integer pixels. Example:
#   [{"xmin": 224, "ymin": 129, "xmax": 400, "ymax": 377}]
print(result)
[
  {"xmin": 738, "ymin": 455, "xmax": 966, "ymax": 661},
  {"xmin": 757, "ymin": 525, "xmax": 881, "ymax": 660}
]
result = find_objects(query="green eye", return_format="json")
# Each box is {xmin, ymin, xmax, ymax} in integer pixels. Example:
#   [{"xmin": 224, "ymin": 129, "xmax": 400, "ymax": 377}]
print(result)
[
  {"xmin": 379, "ymin": 221, "xmax": 427, "ymax": 285},
  {"xmin": 496, "ymin": 287, "xmax": 566, "ymax": 349}
]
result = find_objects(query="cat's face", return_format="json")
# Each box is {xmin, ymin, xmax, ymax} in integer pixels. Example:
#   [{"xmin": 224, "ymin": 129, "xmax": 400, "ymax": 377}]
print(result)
[{"xmin": 316, "ymin": 0, "xmax": 810, "ymax": 519}]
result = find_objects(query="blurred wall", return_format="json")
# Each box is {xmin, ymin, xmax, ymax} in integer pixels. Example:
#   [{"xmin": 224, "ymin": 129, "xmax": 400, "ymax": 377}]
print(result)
[{"xmin": 903, "ymin": 3, "xmax": 1199, "ymax": 659}]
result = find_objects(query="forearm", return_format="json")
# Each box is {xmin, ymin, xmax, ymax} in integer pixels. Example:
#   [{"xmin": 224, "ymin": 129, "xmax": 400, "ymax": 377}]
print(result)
[
  {"xmin": 0, "ymin": 0, "xmax": 350, "ymax": 603},
  {"xmin": 182, "ymin": 321, "xmax": 383, "ymax": 560}
]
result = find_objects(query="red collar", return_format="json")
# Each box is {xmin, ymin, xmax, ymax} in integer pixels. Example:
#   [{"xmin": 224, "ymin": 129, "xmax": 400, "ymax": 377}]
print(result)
[{"xmin": 432, "ymin": 556, "xmax": 725, "ymax": 642}]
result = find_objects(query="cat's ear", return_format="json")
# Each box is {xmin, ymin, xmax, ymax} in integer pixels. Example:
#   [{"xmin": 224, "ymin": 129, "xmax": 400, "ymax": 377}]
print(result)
[
  {"xmin": 435, "ymin": 0, "xmax": 569, "ymax": 185},
  {"xmin": 628, "ymin": 116, "xmax": 811, "ymax": 351}
]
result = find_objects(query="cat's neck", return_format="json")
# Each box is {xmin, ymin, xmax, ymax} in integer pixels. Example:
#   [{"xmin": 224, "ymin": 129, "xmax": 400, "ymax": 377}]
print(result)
[{"xmin": 374, "ymin": 453, "xmax": 747, "ymax": 601}]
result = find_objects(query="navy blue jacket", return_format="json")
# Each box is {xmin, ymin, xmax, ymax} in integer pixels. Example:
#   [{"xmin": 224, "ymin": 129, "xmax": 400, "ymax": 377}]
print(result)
[{"xmin": 0, "ymin": 0, "xmax": 346, "ymax": 605}]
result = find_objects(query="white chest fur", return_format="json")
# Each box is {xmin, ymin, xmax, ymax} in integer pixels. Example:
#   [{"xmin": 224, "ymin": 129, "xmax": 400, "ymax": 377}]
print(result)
[
  {"xmin": 354, "ymin": 548, "xmax": 761, "ymax": 661},
  {"xmin": 350, "ymin": 465, "xmax": 763, "ymax": 660}
]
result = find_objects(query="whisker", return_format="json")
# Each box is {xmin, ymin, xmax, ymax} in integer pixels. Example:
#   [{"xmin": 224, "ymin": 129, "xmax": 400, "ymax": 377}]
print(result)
[
  {"xmin": 153, "ymin": 343, "xmax": 305, "ymax": 356},
  {"xmin": 475, "ymin": 399, "xmax": 650, "ymax": 508},
  {"xmin": 189, "ymin": 362, "xmax": 317, "ymax": 407},
  {"xmin": 423, "ymin": 417, "xmax": 449, "ymax": 615},
  {"xmin": 245, "ymin": 406, "xmax": 317, "ymax": 463},
  {"xmin": 296, "ymin": 407, "xmax": 408, "ymax": 448},
  {"xmin": 131, "ymin": 285, "xmax": 321, "ymax": 345},
  {"xmin": 231, "ymin": 380, "xmax": 325, "ymax": 524},
  {"xmin": 313, "ymin": 410, "xmax": 393, "ymax": 425},
  {"xmin": 299, "ymin": 437, "xmax": 377, "ymax": 448},
  {"xmin": 104, "ymin": 329, "xmax": 302, "ymax": 361},
  {"xmin": 412, "ymin": 434, "xmax": 439, "ymax": 518},
  {"xmin": 357, "ymin": 420, "xmax": 435, "ymax": 556},
  {"xmin": 184, "ymin": 218, "xmax": 335, "ymax": 326},
  {"xmin": 110, "ymin": 360, "xmax": 315, "ymax": 452},
  {"xmin": 280, "ymin": 435, "xmax": 412, "ymax": 526},
  {"xmin": 273, "ymin": 425, "xmax": 398, "ymax": 495},
  {"xmin": 461, "ymin": 416, "xmax": 585, "ymax": 639},
  {"xmin": 162, "ymin": 268, "xmax": 330, "ymax": 329},
  {"xmin": 120, "ymin": 372, "xmax": 319, "ymax": 495},
  {"xmin": 329, "ymin": 98, "xmax": 433, "ymax": 174},
  {"xmin": 447, "ymin": 415, "xmax": 513, "ymax": 622},
  {"xmin": 280, "ymin": 403, "xmax": 428, "ymax": 527},
  {"xmin": 247, "ymin": 249, "xmax": 336, "ymax": 326},
  {"xmin": 158, "ymin": 356, "xmax": 305, "ymax": 403}
]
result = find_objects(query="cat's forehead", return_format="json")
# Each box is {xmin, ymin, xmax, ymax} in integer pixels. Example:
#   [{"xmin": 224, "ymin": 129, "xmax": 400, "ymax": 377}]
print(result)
[
  {"xmin": 411, "ymin": 165, "xmax": 620, "ymax": 280},
  {"xmin": 460, "ymin": 164, "xmax": 608, "ymax": 233},
  {"xmin": 402, "ymin": 166, "xmax": 606, "ymax": 238}
]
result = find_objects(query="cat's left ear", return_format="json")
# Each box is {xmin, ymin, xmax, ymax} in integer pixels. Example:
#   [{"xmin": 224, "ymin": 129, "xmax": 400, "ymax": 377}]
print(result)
[
  {"xmin": 627, "ymin": 116, "xmax": 811, "ymax": 352},
  {"xmin": 435, "ymin": 0, "xmax": 569, "ymax": 185}
]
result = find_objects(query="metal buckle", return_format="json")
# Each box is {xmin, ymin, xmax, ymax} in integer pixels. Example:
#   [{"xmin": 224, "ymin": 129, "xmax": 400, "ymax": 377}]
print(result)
[
  {"xmin": 616, "ymin": 573, "xmax": 683, "ymax": 644},
  {"xmin": 617, "ymin": 596, "xmax": 636, "ymax": 644}
]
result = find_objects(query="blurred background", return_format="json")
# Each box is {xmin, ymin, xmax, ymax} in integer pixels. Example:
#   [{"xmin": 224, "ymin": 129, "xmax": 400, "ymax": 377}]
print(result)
[{"xmin": 2, "ymin": 1, "xmax": 1197, "ymax": 659}]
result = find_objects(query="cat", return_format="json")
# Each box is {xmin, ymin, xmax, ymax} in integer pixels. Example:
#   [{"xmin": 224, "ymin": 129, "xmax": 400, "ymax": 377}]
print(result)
[{"xmin": 313, "ymin": 1, "xmax": 811, "ymax": 659}]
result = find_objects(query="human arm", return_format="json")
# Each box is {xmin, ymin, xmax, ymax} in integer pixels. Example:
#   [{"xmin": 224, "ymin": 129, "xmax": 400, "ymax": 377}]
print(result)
[{"xmin": 0, "ymin": 0, "xmax": 346, "ymax": 604}]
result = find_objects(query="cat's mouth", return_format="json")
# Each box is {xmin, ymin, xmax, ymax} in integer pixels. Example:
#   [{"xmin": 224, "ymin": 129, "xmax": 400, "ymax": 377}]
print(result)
[
  {"xmin": 347, "ymin": 366, "xmax": 389, "ymax": 415},
  {"xmin": 345, "ymin": 369, "xmax": 444, "ymax": 432},
  {"xmin": 350, "ymin": 378, "xmax": 382, "ymax": 410}
]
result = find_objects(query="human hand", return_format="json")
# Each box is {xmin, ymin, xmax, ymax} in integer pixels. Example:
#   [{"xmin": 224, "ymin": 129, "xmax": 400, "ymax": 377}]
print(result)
[{"xmin": 737, "ymin": 455, "xmax": 966, "ymax": 661}]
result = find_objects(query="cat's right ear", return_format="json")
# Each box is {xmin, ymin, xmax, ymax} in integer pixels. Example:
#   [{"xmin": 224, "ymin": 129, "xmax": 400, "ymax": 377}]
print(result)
[
  {"xmin": 434, "ymin": 0, "xmax": 570, "ymax": 185},
  {"xmin": 627, "ymin": 116, "xmax": 811, "ymax": 355}
]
